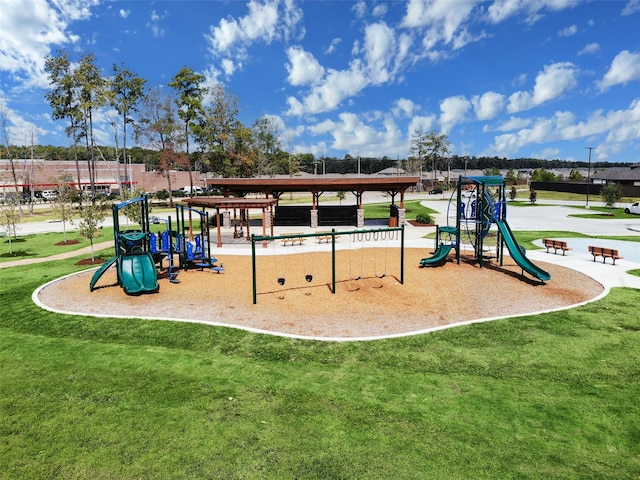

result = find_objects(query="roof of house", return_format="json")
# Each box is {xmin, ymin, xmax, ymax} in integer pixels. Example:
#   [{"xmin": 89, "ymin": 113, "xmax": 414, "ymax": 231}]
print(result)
[{"xmin": 591, "ymin": 165, "xmax": 640, "ymax": 181}]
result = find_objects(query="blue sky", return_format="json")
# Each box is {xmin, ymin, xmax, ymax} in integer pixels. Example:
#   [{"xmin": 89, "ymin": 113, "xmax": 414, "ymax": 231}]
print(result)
[{"xmin": 1, "ymin": 0, "xmax": 639, "ymax": 163}]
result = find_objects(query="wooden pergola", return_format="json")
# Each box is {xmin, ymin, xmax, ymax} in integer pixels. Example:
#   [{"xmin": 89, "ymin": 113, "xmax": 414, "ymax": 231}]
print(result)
[
  {"xmin": 183, "ymin": 197, "xmax": 277, "ymax": 247},
  {"xmin": 205, "ymin": 176, "xmax": 420, "ymax": 209}
]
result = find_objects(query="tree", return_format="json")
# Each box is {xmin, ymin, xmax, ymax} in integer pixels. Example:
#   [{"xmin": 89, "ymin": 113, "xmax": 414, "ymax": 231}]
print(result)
[
  {"xmin": 505, "ymin": 168, "xmax": 516, "ymax": 184},
  {"xmin": 569, "ymin": 169, "xmax": 584, "ymax": 181},
  {"xmin": 135, "ymin": 88, "xmax": 188, "ymax": 206},
  {"xmin": 410, "ymin": 129, "xmax": 450, "ymax": 187},
  {"xmin": 75, "ymin": 199, "xmax": 107, "ymax": 261},
  {"xmin": 52, "ymin": 179, "xmax": 76, "ymax": 243},
  {"xmin": 529, "ymin": 188, "xmax": 537, "ymax": 204},
  {"xmin": 0, "ymin": 199, "xmax": 21, "ymax": 254},
  {"xmin": 110, "ymin": 63, "xmax": 146, "ymax": 194},
  {"xmin": 600, "ymin": 182, "xmax": 622, "ymax": 209},
  {"xmin": 44, "ymin": 50, "xmax": 84, "ymax": 199},
  {"xmin": 483, "ymin": 167, "xmax": 501, "ymax": 176},
  {"xmin": 251, "ymin": 117, "xmax": 282, "ymax": 177},
  {"xmin": 530, "ymin": 168, "xmax": 556, "ymax": 182},
  {"xmin": 509, "ymin": 186, "xmax": 517, "ymax": 201},
  {"xmin": 120, "ymin": 189, "xmax": 146, "ymax": 227},
  {"xmin": 0, "ymin": 106, "xmax": 23, "ymax": 215},
  {"xmin": 196, "ymin": 85, "xmax": 242, "ymax": 177},
  {"xmin": 76, "ymin": 53, "xmax": 107, "ymax": 197},
  {"xmin": 168, "ymin": 66, "xmax": 207, "ymax": 194}
]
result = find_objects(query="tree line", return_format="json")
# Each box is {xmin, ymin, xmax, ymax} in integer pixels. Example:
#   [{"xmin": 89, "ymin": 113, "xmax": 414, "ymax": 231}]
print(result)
[{"xmin": 4, "ymin": 48, "xmax": 631, "ymax": 205}]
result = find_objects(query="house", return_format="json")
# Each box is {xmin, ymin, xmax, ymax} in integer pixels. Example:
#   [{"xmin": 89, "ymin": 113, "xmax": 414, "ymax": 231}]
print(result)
[{"xmin": 591, "ymin": 164, "xmax": 640, "ymax": 187}]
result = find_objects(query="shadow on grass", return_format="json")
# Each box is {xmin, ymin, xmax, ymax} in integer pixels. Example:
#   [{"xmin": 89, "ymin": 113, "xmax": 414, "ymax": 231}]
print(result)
[{"xmin": 0, "ymin": 250, "xmax": 34, "ymax": 258}]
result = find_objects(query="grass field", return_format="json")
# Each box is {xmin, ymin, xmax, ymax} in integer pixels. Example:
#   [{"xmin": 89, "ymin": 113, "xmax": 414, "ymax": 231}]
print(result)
[
  {"xmin": 1, "ymin": 237, "xmax": 640, "ymax": 478},
  {"xmin": 2, "ymin": 194, "xmax": 640, "ymax": 478}
]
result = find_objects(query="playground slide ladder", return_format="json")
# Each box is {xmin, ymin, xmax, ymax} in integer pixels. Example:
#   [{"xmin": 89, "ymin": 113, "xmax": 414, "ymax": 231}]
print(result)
[
  {"xmin": 89, "ymin": 257, "xmax": 118, "ymax": 292},
  {"xmin": 419, "ymin": 244, "xmax": 455, "ymax": 266},
  {"xmin": 496, "ymin": 220, "xmax": 551, "ymax": 282}
]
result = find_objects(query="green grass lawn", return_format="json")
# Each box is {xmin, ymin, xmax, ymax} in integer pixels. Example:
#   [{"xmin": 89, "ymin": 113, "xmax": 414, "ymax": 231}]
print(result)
[
  {"xmin": 364, "ymin": 199, "xmax": 437, "ymax": 221},
  {"xmin": 1, "ymin": 249, "xmax": 639, "ymax": 478},
  {"xmin": 0, "ymin": 228, "xmax": 116, "ymax": 262}
]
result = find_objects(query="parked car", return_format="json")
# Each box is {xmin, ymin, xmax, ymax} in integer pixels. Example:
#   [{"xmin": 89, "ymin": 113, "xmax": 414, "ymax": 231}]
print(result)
[
  {"xmin": 429, "ymin": 188, "xmax": 443, "ymax": 195},
  {"xmin": 42, "ymin": 190, "xmax": 58, "ymax": 201},
  {"xmin": 624, "ymin": 202, "xmax": 640, "ymax": 215}
]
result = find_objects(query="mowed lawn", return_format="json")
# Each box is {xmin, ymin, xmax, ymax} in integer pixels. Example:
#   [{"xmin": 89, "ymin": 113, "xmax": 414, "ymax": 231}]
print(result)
[{"xmin": 1, "ymin": 256, "xmax": 639, "ymax": 479}]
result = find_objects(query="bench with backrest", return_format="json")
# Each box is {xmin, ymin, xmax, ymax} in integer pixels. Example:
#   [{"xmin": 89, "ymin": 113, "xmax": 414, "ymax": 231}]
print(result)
[
  {"xmin": 315, "ymin": 231, "xmax": 341, "ymax": 243},
  {"xmin": 542, "ymin": 238, "xmax": 572, "ymax": 255},
  {"xmin": 588, "ymin": 245, "xmax": 623, "ymax": 265},
  {"xmin": 281, "ymin": 233, "xmax": 306, "ymax": 246}
]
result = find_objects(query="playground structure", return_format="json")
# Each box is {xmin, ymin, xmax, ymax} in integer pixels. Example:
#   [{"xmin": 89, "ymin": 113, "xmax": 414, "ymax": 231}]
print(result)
[
  {"xmin": 90, "ymin": 196, "xmax": 159, "ymax": 294},
  {"xmin": 420, "ymin": 175, "xmax": 550, "ymax": 282},
  {"xmin": 174, "ymin": 205, "xmax": 224, "ymax": 273},
  {"xmin": 251, "ymin": 226, "xmax": 405, "ymax": 304}
]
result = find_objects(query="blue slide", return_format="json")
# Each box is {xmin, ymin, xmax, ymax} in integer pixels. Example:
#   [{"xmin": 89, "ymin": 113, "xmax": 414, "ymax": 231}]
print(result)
[
  {"xmin": 420, "ymin": 244, "xmax": 454, "ymax": 266},
  {"xmin": 117, "ymin": 252, "xmax": 159, "ymax": 294},
  {"xmin": 89, "ymin": 257, "xmax": 118, "ymax": 292},
  {"xmin": 496, "ymin": 220, "xmax": 551, "ymax": 282}
]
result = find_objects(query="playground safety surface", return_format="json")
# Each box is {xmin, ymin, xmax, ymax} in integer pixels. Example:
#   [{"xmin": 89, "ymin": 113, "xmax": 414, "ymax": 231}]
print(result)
[{"xmin": 37, "ymin": 248, "xmax": 604, "ymax": 341}]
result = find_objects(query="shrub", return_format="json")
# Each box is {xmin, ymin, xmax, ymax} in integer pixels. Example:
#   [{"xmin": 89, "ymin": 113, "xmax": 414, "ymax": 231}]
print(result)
[{"xmin": 415, "ymin": 213, "xmax": 433, "ymax": 224}]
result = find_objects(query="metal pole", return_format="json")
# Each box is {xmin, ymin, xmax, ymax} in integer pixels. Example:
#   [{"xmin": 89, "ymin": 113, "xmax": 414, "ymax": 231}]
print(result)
[
  {"xmin": 251, "ymin": 235, "xmax": 257, "ymax": 304},
  {"xmin": 400, "ymin": 224, "xmax": 405, "ymax": 284},
  {"xmin": 585, "ymin": 147, "xmax": 595, "ymax": 208},
  {"xmin": 331, "ymin": 228, "xmax": 336, "ymax": 294}
]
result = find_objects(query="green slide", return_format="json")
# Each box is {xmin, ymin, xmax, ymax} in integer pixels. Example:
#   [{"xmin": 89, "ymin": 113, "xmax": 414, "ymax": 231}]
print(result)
[
  {"xmin": 420, "ymin": 244, "xmax": 454, "ymax": 266},
  {"xmin": 118, "ymin": 252, "xmax": 159, "ymax": 294},
  {"xmin": 89, "ymin": 257, "xmax": 118, "ymax": 292},
  {"xmin": 496, "ymin": 220, "xmax": 551, "ymax": 282}
]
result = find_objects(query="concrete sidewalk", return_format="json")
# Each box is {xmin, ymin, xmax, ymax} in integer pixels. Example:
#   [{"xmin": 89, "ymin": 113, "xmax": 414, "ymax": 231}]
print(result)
[{"xmin": 0, "ymin": 241, "xmax": 114, "ymax": 269}]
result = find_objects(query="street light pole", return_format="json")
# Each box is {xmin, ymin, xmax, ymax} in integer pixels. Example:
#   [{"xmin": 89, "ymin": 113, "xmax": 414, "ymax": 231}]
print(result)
[{"xmin": 585, "ymin": 147, "xmax": 595, "ymax": 208}]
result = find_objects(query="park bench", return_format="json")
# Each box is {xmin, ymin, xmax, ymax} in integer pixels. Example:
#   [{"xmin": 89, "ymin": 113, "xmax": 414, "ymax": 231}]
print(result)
[
  {"xmin": 281, "ymin": 233, "xmax": 306, "ymax": 246},
  {"xmin": 315, "ymin": 231, "xmax": 341, "ymax": 243},
  {"xmin": 542, "ymin": 238, "xmax": 572, "ymax": 255},
  {"xmin": 588, "ymin": 245, "xmax": 623, "ymax": 265}
]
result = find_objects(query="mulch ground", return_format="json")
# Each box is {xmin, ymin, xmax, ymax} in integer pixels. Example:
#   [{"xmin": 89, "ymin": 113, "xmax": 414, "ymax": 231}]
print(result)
[{"xmin": 36, "ymin": 247, "xmax": 604, "ymax": 340}]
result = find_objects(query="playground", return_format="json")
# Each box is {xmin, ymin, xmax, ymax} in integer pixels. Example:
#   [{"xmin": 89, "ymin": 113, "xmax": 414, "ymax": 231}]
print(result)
[
  {"xmin": 33, "ymin": 177, "xmax": 615, "ymax": 340},
  {"xmin": 37, "ymin": 246, "xmax": 603, "ymax": 340}
]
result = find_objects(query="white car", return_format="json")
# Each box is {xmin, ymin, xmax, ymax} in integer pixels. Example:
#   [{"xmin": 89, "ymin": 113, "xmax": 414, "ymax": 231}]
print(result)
[{"xmin": 624, "ymin": 202, "xmax": 640, "ymax": 215}]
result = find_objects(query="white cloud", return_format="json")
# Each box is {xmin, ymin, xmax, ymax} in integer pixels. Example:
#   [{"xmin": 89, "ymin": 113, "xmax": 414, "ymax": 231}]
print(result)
[
  {"xmin": 205, "ymin": 0, "xmax": 304, "ymax": 76},
  {"xmin": 439, "ymin": 95, "xmax": 470, "ymax": 133},
  {"xmin": 362, "ymin": 22, "xmax": 398, "ymax": 84},
  {"xmin": 622, "ymin": 0, "xmax": 640, "ymax": 16},
  {"xmin": 0, "ymin": 0, "xmax": 98, "ymax": 89},
  {"xmin": 486, "ymin": 0, "xmax": 578, "ymax": 25},
  {"xmin": 531, "ymin": 147, "xmax": 561, "ymax": 160},
  {"xmin": 0, "ymin": 98, "xmax": 47, "ymax": 146},
  {"xmin": 471, "ymin": 91, "xmax": 506, "ymax": 120},
  {"xmin": 147, "ymin": 10, "xmax": 167, "ymax": 37},
  {"xmin": 119, "ymin": 9, "xmax": 130, "ymax": 19},
  {"xmin": 286, "ymin": 20, "xmax": 411, "ymax": 116},
  {"xmin": 494, "ymin": 116, "xmax": 533, "ymax": 132},
  {"xmin": 508, "ymin": 62, "xmax": 578, "ymax": 112},
  {"xmin": 306, "ymin": 112, "xmax": 405, "ymax": 157},
  {"xmin": 507, "ymin": 90, "xmax": 534, "ymax": 113},
  {"xmin": 578, "ymin": 42, "xmax": 600, "ymax": 56},
  {"xmin": 486, "ymin": 98, "xmax": 640, "ymax": 157},
  {"xmin": 393, "ymin": 98, "xmax": 418, "ymax": 118},
  {"xmin": 558, "ymin": 24, "xmax": 577, "ymax": 36},
  {"xmin": 373, "ymin": 4, "xmax": 388, "ymax": 17},
  {"xmin": 408, "ymin": 115, "xmax": 436, "ymax": 137},
  {"xmin": 285, "ymin": 46, "xmax": 325, "ymax": 86},
  {"xmin": 598, "ymin": 50, "xmax": 640, "ymax": 91},
  {"xmin": 352, "ymin": 1, "xmax": 367, "ymax": 19},
  {"xmin": 402, "ymin": 0, "xmax": 481, "ymax": 55},
  {"xmin": 286, "ymin": 59, "xmax": 371, "ymax": 116},
  {"xmin": 325, "ymin": 37, "xmax": 342, "ymax": 55},
  {"xmin": 532, "ymin": 62, "xmax": 578, "ymax": 104}
]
